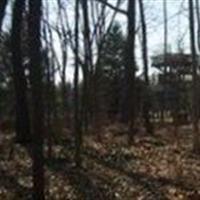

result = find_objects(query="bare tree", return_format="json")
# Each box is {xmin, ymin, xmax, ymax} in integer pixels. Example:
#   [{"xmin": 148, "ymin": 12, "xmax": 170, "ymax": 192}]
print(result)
[
  {"xmin": 189, "ymin": 0, "xmax": 200, "ymax": 153},
  {"xmin": 196, "ymin": 0, "xmax": 200, "ymax": 51},
  {"xmin": 63, "ymin": 0, "xmax": 123, "ymax": 130},
  {"xmin": 81, "ymin": 0, "xmax": 93, "ymax": 132},
  {"xmin": 161, "ymin": 0, "xmax": 168, "ymax": 123},
  {"xmin": 56, "ymin": 0, "xmax": 69, "ymax": 124},
  {"xmin": 125, "ymin": 0, "xmax": 136, "ymax": 141},
  {"xmin": 28, "ymin": 0, "xmax": 45, "ymax": 198},
  {"xmin": 42, "ymin": 23, "xmax": 53, "ymax": 158},
  {"xmin": 92, "ymin": 0, "xmax": 123, "ymax": 128},
  {"xmin": 74, "ymin": 0, "xmax": 82, "ymax": 167},
  {"xmin": 95, "ymin": 0, "xmax": 127, "ymax": 15},
  {"xmin": 138, "ymin": 0, "xmax": 153, "ymax": 134},
  {"xmin": 43, "ymin": 6, "xmax": 59, "ymax": 122},
  {"xmin": 11, "ymin": 0, "xmax": 31, "ymax": 144}
]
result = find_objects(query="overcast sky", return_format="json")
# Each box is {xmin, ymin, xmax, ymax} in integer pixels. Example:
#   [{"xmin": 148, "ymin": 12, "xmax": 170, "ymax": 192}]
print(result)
[{"xmin": 3, "ymin": 0, "xmax": 192, "ymax": 82}]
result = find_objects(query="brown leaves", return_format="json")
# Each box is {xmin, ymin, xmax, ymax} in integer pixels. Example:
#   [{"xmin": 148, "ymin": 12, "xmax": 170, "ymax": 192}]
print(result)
[{"xmin": 0, "ymin": 124, "xmax": 199, "ymax": 199}]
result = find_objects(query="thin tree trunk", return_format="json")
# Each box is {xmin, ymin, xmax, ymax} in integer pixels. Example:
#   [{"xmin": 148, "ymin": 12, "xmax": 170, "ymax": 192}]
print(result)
[
  {"xmin": 81, "ymin": 0, "xmax": 93, "ymax": 132},
  {"xmin": 43, "ymin": 24, "xmax": 52, "ymax": 158},
  {"xmin": 56, "ymin": 0, "xmax": 69, "ymax": 125},
  {"xmin": 196, "ymin": 0, "xmax": 200, "ymax": 52},
  {"xmin": 138, "ymin": 0, "xmax": 153, "ymax": 134},
  {"xmin": 189, "ymin": 0, "xmax": 200, "ymax": 153},
  {"xmin": 46, "ymin": 56, "xmax": 52, "ymax": 159},
  {"xmin": 42, "ymin": 25, "xmax": 52, "ymax": 158},
  {"xmin": 28, "ymin": 0, "xmax": 45, "ymax": 198},
  {"xmin": 162, "ymin": 0, "xmax": 168, "ymax": 123},
  {"xmin": 61, "ymin": 38, "xmax": 68, "ymax": 128},
  {"xmin": 11, "ymin": 0, "xmax": 31, "ymax": 145},
  {"xmin": 74, "ymin": 0, "xmax": 82, "ymax": 168},
  {"xmin": 46, "ymin": 17, "xmax": 58, "ymax": 123},
  {"xmin": 126, "ymin": 0, "xmax": 136, "ymax": 142}
]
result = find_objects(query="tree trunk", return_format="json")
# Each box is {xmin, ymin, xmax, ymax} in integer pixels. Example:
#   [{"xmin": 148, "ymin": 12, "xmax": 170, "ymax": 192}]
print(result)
[
  {"xmin": 162, "ymin": 0, "xmax": 168, "ymax": 124},
  {"xmin": 43, "ymin": 46, "xmax": 53, "ymax": 159},
  {"xmin": 138, "ymin": 0, "xmax": 154, "ymax": 135},
  {"xmin": 189, "ymin": 0, "xmax": 200, "ymax": 153},
  {"xmin": 125, "ymin": 0, "xmax": 136, "ymax": 142},
  {"xmin": 61, "ymin": 42, "xmax": 68, "ymax": 127},
  {"xmin": 74, "ymin": 0, "xmax": 82, "ymax": 168},
  {"xmin": 196, "ymin": 0, "xmax": 200, "ymax": 52},
  {"xmin": 46, "ymin": 57, "xmax": 52, "ymax": 159},
  {"xmin": 11, "ymin": 0, "xmax": 31, "ymax": 145},
  {"xmin": 56, "ymin": 1, "xmax": 69, "ymax": 126},
  {"xmin": 28, "ymin": 0, "xmax": 45, "ymax": 198},
  {"xmin": 81, "ymin": 0, "xmax": 93, "ymax": 132}
]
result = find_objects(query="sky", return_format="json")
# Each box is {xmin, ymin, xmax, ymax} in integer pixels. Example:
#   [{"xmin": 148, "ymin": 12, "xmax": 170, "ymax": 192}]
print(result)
[{"xmin": 2, "ymin": 0, "xmax": 192, "ymax": 83}]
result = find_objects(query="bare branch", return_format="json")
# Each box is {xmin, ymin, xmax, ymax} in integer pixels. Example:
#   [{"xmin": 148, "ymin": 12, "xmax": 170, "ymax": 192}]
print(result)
[{"xmin": 95, "ymin": 0, "xmax": 127, "ymax": 15}]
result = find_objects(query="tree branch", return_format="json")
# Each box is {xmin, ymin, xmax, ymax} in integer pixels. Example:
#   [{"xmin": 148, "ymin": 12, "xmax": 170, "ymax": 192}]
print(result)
[{"xmin": 95, "ymin": 0, "xmax": 127, "ymax": 15}]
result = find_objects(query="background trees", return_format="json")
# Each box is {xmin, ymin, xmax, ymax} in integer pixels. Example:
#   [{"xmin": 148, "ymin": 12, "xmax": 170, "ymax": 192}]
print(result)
[{"xmin": 0, "ymin": 0, "xmax": 200, "ymax": 199}]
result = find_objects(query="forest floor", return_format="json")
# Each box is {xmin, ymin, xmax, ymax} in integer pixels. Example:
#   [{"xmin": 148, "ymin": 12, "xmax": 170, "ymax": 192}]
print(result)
[{"xmin": 0, "ymin": 124, "xmax": 200, "ymax": 199}]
